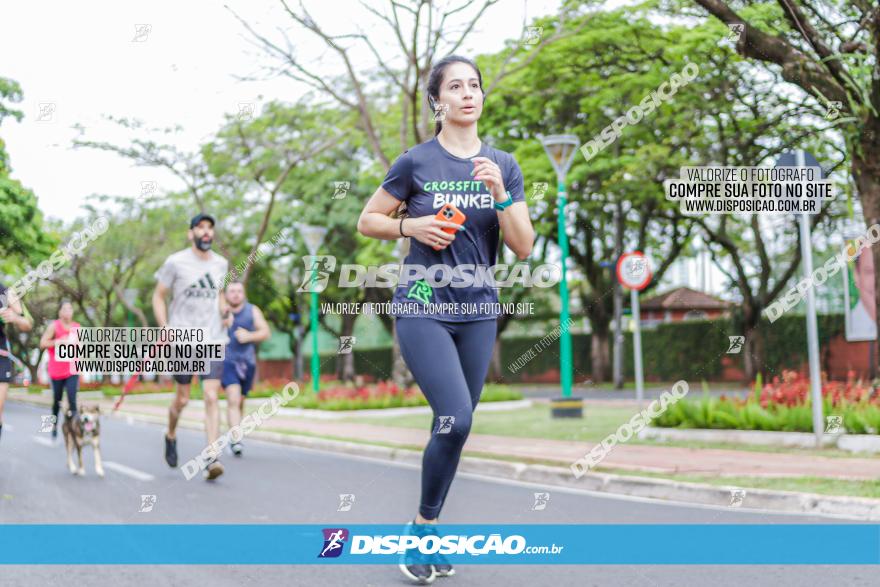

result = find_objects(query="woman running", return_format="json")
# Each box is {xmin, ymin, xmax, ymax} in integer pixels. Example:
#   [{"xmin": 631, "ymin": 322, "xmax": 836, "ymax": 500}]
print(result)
[
  {"xmin": 0, "ymin": 284, "xmax": 34, "ymax": 444},
  {"xmin": 39, "ymin": 301, "xmax": 81, "ymax": 440},
  {"xmin": 357, "ymin": 55, "xmax": 534, "ymax": 584}
]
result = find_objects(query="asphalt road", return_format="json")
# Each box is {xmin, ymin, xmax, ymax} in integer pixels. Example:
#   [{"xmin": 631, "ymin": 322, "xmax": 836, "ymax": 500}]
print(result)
[{"xmin": 0, "ymin": 400, "xmax": 874, "ymax": 587}]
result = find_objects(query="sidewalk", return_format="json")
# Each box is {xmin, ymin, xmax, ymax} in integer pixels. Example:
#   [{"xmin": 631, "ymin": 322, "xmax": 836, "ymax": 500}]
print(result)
[{"xmin": 19, "ymin": 392, "xmax": 878, "ymax": 482}]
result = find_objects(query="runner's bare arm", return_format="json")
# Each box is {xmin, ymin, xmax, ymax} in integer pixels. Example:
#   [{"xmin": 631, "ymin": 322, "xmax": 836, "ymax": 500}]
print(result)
[
  {"xmin": 250, "ymin": 306, "xmax": 271, "ymax": 343},
  {"xmin": 497, "ymin": 202, "xmax": 534, "ymax": 260},
  {"xmin": 0, "ymin": 291, "xmax": 33, "ymax": 332},
  {"xmin": 357, "ymin": 187, "xmax": 409, "ymax": 240},
  {"xmin": 218, "ymin": 289, "xmax": 232, "ymax": 328},
  {"xmin": 38, "ymin": 322, "xmax": 57, "ymax": 350},
  {"xmin": 152, "ymin": 281, "xmax": 170, "ymax": 328},
  {"xmin": 471, "ymin": 156, "xmax": 534, "ymax": 260},
  {"xmin": 357, "ymin": 186, "xmax": 459, "ymax": 247}
]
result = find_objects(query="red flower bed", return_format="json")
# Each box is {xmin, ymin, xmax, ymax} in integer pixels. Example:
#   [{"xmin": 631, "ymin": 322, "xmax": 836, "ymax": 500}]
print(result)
[
  {"xmin": 316, "ymin": 380, "xmax": 419, "ymax": 402},
  {"xmin": 758, "ymin": 370, "xmax": 877, "ymax": 408}
]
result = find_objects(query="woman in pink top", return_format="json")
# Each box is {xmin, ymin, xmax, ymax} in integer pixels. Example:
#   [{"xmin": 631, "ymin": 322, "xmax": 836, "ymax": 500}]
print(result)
[{"xmin": 39, "ymin": 301, "xmax": 80, "ymax": 439}]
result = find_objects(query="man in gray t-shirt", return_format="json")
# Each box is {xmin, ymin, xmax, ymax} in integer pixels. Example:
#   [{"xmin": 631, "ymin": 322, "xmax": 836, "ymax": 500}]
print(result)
[{"xmin": 152, "ymin": 213, "xmax": 232, "ymax": 480}]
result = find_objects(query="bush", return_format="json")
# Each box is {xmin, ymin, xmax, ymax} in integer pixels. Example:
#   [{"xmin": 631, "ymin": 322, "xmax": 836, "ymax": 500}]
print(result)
[{"xmin": 653, "ymin": 370, "xmax": 880, "ymax": 434}]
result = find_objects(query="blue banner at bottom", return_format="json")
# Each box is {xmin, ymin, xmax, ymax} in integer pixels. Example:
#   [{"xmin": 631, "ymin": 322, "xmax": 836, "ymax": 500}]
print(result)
[{"xmin": 0, "ymin": 524, "xmax": 877, "ymax": 564}]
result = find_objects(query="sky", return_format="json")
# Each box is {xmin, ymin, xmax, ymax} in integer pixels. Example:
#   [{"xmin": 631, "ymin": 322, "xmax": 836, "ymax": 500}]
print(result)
[
  {"xmin": 0, "ymin": 0, "xmax": 743, "ymax": 297},
  {"xmin": 1, "ymin": 0, "xmax": 561, "ymax": 221}
]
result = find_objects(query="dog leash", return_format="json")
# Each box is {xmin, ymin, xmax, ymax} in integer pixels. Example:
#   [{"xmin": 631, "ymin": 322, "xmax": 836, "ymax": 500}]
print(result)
[{"xmin": 112, "ymin": 339, "xmax": 171, "ymax": 412}]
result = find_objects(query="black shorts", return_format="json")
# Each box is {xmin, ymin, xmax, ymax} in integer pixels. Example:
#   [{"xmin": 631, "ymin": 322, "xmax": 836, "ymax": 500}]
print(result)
[
  {"xmin": 0, "ymin": 356, "xmax": 12, "ymax": 383},
  {"xmin": 173, "ymin": 359, "xmax": 224, "ymax": 385}
]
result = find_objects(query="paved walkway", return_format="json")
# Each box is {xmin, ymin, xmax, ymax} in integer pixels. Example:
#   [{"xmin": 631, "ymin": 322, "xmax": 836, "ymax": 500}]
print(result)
[{"xmin": 14, "ymin": 392, "xmax": 880, "ymax": 481}]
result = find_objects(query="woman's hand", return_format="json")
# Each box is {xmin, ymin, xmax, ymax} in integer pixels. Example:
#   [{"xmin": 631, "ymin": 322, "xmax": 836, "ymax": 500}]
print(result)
[
  {"xmin": 471, "ymin": 156, "xmax": 506, "ymax": 201},
  {"xmin": 0, "ymin": 307, "xmax": 17, "ymax": 324},
  {"xmin": 402, "ymin": 215, "xmax": 463, "ymax": 250}
]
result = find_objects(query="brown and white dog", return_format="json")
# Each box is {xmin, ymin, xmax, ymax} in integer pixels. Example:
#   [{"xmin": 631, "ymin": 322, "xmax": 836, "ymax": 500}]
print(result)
[{"xmin": 62, "ymin": 405, "xmax": 104, "ymax": 477}]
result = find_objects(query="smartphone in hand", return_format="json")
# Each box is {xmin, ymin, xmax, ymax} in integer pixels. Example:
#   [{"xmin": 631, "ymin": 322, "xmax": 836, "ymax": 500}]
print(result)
[{"xmin": 432, "ymin": 203, "xmax": 467, "ymax": 251}]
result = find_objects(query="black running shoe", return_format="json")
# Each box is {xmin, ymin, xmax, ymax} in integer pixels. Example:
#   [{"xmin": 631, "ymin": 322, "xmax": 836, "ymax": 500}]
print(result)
[
  {"xmin": 51, "ymin": 426, "xmax": 58, "ymax": 440},
  {"xmin": 230, "ymin": 442, "xmax": 243, "ymax": 457},
  {"xmin": 398, "ymin": 520, "xmax": 437, "ymax": 585},
  {"xmin": 164, "ymin": 434, "xmax": 178, "ymax": 468}
]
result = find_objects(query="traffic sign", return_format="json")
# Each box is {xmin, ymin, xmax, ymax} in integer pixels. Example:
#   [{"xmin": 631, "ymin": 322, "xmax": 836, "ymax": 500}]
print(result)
[{"xmin": 616, "ymin": 251, "xmax": 652, "ymax": 291}]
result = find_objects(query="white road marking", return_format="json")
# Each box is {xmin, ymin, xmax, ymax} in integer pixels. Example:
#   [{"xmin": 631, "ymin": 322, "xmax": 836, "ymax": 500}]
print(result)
[{"xmin": 103, "ymin": 461, "xmax": 155, "ymax": 482}]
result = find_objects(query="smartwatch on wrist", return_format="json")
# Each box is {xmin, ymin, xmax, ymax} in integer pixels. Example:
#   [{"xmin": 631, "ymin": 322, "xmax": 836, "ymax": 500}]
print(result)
[{"xmin": 493, "ymin": 192, "xmax": 514, "ymax": 211}]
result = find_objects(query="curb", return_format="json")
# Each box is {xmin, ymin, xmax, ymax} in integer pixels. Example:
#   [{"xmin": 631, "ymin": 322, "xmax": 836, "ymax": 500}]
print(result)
[
  {"xmin": 12, "ymin": 395, "xmax": 880, "ymax": 520},
  {"xmin": 639, "ymin": 426, "xmax": 880, "ymax": 454}
]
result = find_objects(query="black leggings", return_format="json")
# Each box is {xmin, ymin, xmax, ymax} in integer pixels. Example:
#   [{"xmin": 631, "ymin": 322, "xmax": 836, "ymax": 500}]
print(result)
[
  {"xmin": 395, "ymin": 317, "xmax": 497, "ymax": 519},
  {"xmin": 51, "ymin": 375, "xmax": 79, "ymax": 423}
]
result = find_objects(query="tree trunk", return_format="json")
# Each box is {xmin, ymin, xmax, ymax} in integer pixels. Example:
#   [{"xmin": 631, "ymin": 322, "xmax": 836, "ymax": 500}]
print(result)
[
  {"xmin": 742, "ymin": 308, "xmax": 765, "ymax": 384},
  {"xmin": 295, "ymin": 329, "xmax": 305, "ymax": 381},
  {"xmin": 584, "ymin": 288, "xmax": 613, "ymax": 383},
  {"xmin": 591, "ymin": 322, "xmax": 611, "ymax": 383},
  {"xmin": 852, "ymin": 120, "xmax": 880, "ymax": 375},
  {"xmin": 287, "ymin": 326, "xmax": 302, "ymax": 381}
]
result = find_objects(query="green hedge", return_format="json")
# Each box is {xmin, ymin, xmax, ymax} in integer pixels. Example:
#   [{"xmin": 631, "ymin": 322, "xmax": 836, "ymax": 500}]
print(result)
[
  {"xmin": 301, "ymin": 314, "xmax": 848, "ymax": 383},
  {"xmin": 654, "ymin": 396, "xmax": 880, "ymax": 434}
]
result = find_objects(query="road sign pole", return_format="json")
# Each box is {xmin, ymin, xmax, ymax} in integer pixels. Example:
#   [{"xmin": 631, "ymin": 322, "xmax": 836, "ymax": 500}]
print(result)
[
  {"xmin": 617, "ymin": 251, "xmax": 651, "ymax": 406},
  {"xmin": 631, "ymin": 288, "xmax": 644, "ymax": 405},
  {"xmin": 796, "ymin": 150, "xmax": 824, "ymax": 445}
]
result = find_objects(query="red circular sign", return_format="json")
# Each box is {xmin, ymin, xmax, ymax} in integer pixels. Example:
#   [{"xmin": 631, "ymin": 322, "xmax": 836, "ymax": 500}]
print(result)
[{"xmin": 616, "ymin": 251, "xmax": 652, "ymax": 290}]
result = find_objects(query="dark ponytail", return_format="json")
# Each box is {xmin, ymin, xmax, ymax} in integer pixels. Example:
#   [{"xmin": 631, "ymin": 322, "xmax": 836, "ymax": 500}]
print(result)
[{"xmin": 426, "ymin": 55, "xmax": 484, "ymax": 136}]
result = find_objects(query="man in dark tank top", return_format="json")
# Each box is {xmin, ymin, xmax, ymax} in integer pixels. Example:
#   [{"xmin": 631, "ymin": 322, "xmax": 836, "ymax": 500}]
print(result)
[{"xmin": 221, "ymin": 280, "xmax": 271, "ymax": 457}]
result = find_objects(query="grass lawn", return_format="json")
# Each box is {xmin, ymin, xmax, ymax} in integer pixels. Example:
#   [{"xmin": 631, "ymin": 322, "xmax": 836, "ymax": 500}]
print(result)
[
  {"xmin": 340, "ymin": 403, "xmax": 864, "ymax": 459},
  {"xmin": 340, "ymin": 404, "xmax": 636, "ymax": 442}
]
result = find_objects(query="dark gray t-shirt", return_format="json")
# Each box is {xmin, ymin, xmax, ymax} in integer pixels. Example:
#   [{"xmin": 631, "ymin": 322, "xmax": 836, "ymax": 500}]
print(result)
[{"xmin": 381, "ymin": 136, "xmax": 526, "ymax": 322}]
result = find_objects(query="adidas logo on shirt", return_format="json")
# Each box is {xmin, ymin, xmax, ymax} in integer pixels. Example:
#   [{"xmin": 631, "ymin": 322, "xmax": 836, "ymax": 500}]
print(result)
[{"xmin": 184, "ymin": 272, "xmax": 219, "ymax": 299}]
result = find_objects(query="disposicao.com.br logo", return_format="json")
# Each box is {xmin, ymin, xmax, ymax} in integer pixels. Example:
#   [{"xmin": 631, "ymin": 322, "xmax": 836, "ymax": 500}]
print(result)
[{"xmin": 317, "ymin": 528, "xmax": 563, "ymax": 558}]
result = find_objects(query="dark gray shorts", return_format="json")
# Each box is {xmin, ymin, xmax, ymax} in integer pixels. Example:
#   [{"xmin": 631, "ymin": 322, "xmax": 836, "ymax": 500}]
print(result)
[{"xmin": 173, "ymin": 359, "xmax": 224, "ymax": 385}]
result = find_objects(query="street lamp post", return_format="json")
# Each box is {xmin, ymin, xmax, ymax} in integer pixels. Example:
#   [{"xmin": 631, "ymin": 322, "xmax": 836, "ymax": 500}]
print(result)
[
  {"xmin": 290, "ymin": 267, "xmax": 303, "ymax": 382},
  {"xmin": 296, "ymin": 224, "xmax": 328, "ymax": 393},
  {"xmin": 540, "ymin": 134, "xmax": 581, "ymax": 417}
]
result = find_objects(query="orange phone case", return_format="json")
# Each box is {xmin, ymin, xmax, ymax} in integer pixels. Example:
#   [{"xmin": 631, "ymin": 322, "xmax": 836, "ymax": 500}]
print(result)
[{"xmin": 432, "ymin": 203, "xmax": 467, "ymax": 251}]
